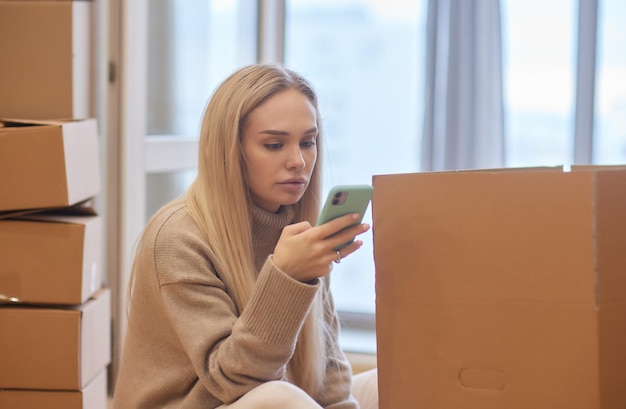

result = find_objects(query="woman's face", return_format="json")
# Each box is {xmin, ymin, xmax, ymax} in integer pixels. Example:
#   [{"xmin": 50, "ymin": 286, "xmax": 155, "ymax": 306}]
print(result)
[{"xmin": 242, "ymin": 88, "xmax": 318, "ymax": 212}]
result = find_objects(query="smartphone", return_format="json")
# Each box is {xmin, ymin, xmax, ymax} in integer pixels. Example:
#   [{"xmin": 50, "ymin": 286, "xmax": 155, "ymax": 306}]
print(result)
[{"xmin": 317, "ymin": 184, "xmax": 373, "ymax": 250}]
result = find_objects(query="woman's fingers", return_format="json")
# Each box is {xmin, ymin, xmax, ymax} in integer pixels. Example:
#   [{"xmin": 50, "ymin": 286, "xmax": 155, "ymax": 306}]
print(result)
[
  {"xmin": 325, "ymin": 222, "xmax": 370, "ymax": 253},
  {"xmin": 315, "ymin": 213, "xmax": 361, "ymax": 237},
  {"xmin": 272, "ymin": 215, "xmax": 370, "ymax": 282},
  {"xmin": 334, "ymin": 239, "xmax": 364, "ymax": 262}
]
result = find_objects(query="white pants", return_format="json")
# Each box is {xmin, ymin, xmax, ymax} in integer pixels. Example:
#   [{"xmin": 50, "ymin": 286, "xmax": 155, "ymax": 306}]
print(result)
[
  {"xmin": 219, "ymin": 369, "xmax": 378, "ymax": 409},
  {"xmin": 351, "ymin": 369, "xmax": 379, "ymax": 409}
]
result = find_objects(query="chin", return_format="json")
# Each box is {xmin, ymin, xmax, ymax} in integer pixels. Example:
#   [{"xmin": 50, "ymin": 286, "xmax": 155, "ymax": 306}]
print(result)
[
  {"xmin": 285, "ymin": 192, "xmax": 305, "ymax": 205},
  {"xmin": 256, "ymin": 192, "xmax": 304, "ymax": 212}
]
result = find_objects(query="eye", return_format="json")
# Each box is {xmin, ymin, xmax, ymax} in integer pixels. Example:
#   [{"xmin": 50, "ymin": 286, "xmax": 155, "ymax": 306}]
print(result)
[
  {"xmin": 264, "ymin": 142, "xmax": 283, "ymax": 151},
  {"xmin": 301, "ymin": 137, "xmax": 317, "ymax": 149}
]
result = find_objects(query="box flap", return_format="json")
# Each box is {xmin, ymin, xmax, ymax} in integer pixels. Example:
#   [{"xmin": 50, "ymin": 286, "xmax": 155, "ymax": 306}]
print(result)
[
  {"xmin": 0, "ymin": 199, "xmax": 97, "ymax": 221},
  {"xmin": 594, "ymin": 168, "xmax": 626, "ymax": 305},
  {"xmin": 14, "ymin": 211, "xmax": 98, "ymax": 226},
  {"xmin": 593, "ymin": 168, "xmax": 626, "ymax": 407},
  {"xmin": 0, "ymin": 208, "xmax": 42, "ymax": 221},
  {"xmin": 571, "ymin": 164, "xmax": 626, "ymax": 172},
  {"xmin": 418, "ymin": 165, "xmax": 565, "ymax": 175},
  {"xmin": 0, "ymin": 118, "xmax": 77, "ymax": 127}
]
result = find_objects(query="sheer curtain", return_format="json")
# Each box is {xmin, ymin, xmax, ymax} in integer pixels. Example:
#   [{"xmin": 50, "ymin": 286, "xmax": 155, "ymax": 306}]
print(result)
[{"xmin": 422, "ymin": 0, "xmax": 505, "ymax": 171}]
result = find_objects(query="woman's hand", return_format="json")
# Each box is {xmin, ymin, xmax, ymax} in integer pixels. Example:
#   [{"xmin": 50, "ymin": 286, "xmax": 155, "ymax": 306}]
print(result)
[{"xmin": 271, "ymin": 213, "xmax": 370, "ymax": 282}]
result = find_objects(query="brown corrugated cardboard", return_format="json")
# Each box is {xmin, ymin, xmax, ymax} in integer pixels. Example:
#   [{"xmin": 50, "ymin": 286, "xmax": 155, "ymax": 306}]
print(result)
[
  {"xmin": 0, "ymin": 0, "xmax": 93, "ymax": 119},
  {"xmin": 0, "ymin": 368, "xmax": 107, "ymax": 409},
  {"xmin": 0, "ymin": 213, "xmax": 102, "ymax": 305},
  {"xmin": 0, "ymin": 288, "xmax": 111, "ymax": 390},
  {"xmin": 0, "ymin": 118, "xmax": 100, "ymax": 212},
  {"xmin": 373, "ymin": 166, "xmax": 626, "ymax": 409}
]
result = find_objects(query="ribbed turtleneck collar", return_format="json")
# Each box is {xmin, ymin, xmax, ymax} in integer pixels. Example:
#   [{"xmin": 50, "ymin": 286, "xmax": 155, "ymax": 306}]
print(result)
[{"xmin": 250, "ymin": 205, "xmax": 295, "ymax": 271}]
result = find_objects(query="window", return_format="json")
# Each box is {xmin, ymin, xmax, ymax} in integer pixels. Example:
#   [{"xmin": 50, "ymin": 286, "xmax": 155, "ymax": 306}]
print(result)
[
  {"xmin": 502, "ymin": 0, "xmax": 626, "ymax": 167},
  {"xmin": 502, "ymin": 0, "xmax": 576, "ymax": 167},
  {"xmin": 146, "ymin": 0, "xmax": 256, "ymax": 218},
  {"xmin": 595, "ymin": 0, "xmax": 626, "ymax": 164},
  {"xmin": 285, "ymin": 0, "xmax": 426, "ymax": 323}
]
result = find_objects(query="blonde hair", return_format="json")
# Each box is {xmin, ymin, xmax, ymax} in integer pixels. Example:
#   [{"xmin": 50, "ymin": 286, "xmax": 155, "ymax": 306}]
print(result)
[{"xmin": 185, "ymin": 64, "xmax": 329, "ymax": 395}]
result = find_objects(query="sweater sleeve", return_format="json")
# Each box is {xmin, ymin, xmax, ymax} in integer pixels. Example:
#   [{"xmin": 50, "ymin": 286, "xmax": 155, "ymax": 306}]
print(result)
[{"xmin": 156, "ymin": 229, "xmax": 320, "ymax": 405}]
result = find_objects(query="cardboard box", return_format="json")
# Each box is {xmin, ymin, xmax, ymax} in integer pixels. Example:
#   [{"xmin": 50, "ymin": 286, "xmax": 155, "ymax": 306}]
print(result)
[
  {"xmin": 0, "ymin": 212, "xmax": 103, "ymax": 305},
  {"xmin": 373, "ymin": 166, "xmax": 626, "ymax": 409},
  {"xmin": 0, "ymin": 0, "xmax": 94, "ymax": 119},
  {"xmin": 0, "ymin": 118, "xmax": 100, "ymax": 212},
  {"xmin": 0, "ymin": 368, "xmax": 107, "ymax": 409},
  {"xmin": 0, "ymin": 288, "xmax": 111, "ymax": 390}
]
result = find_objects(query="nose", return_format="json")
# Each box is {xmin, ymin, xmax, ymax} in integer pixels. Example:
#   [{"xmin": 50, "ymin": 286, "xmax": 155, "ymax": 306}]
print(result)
[{"xmin": 286, "ymin": 146, "xmax": 306, "ymax": 170}]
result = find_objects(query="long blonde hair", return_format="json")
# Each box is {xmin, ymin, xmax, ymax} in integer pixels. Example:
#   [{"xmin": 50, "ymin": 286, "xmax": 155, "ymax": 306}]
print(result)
[{"xmin": 185, "ymin": 64, "xmax": 329, "ymax": 395}]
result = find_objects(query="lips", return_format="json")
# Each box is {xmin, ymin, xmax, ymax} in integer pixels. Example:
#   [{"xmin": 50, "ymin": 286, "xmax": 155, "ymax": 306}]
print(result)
[
  {"xmin": 278, "ymin": 178, "xmax": 308, "ymax": 192},
  {"xmin": 279, "ymin": 177, "xmax": 307, "ymax": 185}
]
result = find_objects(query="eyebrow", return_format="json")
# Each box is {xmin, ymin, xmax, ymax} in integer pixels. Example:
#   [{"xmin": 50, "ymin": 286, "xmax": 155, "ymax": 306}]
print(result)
[{"xmin": 258, "ymin": 127, "xmax": 318, "ymax": 136}]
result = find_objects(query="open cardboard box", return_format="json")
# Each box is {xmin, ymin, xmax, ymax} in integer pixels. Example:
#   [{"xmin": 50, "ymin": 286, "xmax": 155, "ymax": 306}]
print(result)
[
  {"xmin": 0, "ymin": 206, "xmax": 102, "ymax": 305},
  {"xmin": 0, "ymin": 0, "xmax": 94, "ymax": 119},
  {"xmin": 0, "ymin": 118, "xmax": 100, "ymax": 212},
  {"xmin": 373, "ymin": 166, "xmax": 626, "ymax": 409},
  {"xmin": 0, "ymin": 288, "xmax": 111, "ymax": 390},
  {"xmin": 0, "ymin": 368, "xmax": 107, "ymax": 409}
]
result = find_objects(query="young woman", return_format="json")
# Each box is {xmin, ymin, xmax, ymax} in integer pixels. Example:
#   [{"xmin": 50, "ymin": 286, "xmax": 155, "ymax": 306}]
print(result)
[{"xmin": 113, "ymin": 64, "xmax": 378, "ymax": 409}]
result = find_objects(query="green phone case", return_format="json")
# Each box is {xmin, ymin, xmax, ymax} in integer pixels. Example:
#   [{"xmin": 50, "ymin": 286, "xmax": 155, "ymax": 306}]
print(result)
[{"xmin": 317, "ymin": 184, "xmax": 373, "ymax": 250}]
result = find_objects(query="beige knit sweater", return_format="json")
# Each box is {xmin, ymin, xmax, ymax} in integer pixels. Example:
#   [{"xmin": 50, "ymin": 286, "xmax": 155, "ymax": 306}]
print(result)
[{"xmin": 112, "ymin": 201, "xmax": 357, "ymax": 408}]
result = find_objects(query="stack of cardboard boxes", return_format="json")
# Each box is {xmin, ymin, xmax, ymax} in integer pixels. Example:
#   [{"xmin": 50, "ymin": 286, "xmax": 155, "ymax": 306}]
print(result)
[{"xmin": 0, "ymin": 1, "xmax": 110, "ymax": 408}]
